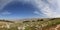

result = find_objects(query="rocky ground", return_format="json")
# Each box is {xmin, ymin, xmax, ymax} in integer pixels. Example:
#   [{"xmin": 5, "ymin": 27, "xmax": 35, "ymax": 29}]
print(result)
[{"xmin": 0, "ymin": 18, "xmax": 60, "ymax": 30}]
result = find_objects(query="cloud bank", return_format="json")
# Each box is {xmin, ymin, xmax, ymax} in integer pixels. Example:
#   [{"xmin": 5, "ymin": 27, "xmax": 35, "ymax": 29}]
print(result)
[
  {"xmin": 33, "ymin": 0, "xmax": 60, "ymax": 18},
  {"xmin": 0, "ymin": 0, "xmax": 60, "ymax": 18}
]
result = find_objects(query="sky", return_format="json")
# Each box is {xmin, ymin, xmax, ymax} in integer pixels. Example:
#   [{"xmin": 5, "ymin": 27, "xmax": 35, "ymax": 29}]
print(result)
[{"xmin": 0, "ymin": 0, "xmax": 60, "ymax": 20}]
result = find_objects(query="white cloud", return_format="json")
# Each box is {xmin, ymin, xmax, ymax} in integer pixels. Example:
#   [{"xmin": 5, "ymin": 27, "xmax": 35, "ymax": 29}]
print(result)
[
  {"xmin": 0, "ymin": 0, "xmax": 33, "ymax": 15},
  {"xmin": 0, "ymin": 0, "xmax": 60, "ymax": 18},
  {"xmin": 33, "ymin": 0, "xmax": 60, "ymax": 18},
  {"xmin": 0, "ymin": 0, "xmax": 13, "ymax": 10},
  {"xmin": 1, "ymin": 11, "xmax": 11, "ymax": 15},
  {"xmin": 0, "ymin": 0, "xmax": 13, "ymax": 15},
  {"xmin": 34, "ymin": 11, "xmax": 40, "ymax": 15}
]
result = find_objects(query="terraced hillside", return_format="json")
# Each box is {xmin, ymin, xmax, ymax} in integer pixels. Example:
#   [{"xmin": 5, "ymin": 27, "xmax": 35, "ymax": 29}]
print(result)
[{"xmin": 0, "ymin": 18, "xmax": 60, "ymax": 30}]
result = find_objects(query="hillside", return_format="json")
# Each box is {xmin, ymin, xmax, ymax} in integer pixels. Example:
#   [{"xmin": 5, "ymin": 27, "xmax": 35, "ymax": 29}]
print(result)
[{"xmin": 0, "ymin": 18, "xmax": 60, "ymax": 30}]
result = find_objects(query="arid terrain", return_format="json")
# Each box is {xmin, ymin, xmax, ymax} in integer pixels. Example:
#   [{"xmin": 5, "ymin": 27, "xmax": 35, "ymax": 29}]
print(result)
[{"xmin": 0, "ymin": 18, "xmax": 60, "ymax": 30}]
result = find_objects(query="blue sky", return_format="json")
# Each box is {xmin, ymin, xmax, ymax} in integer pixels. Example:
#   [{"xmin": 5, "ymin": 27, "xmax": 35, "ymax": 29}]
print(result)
[
  {"xmin": 0, "ymin": 0, "xmax": 60, "ymax": 19},
  {"xmin": 0, "ymin": 0, "xmax": 43, "ymax": 19}
]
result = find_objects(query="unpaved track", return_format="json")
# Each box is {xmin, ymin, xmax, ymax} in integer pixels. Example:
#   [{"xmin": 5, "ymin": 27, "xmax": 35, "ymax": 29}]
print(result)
[
  {"xmin": 42, "ymin": 24, "xmax": 60, "ymax": 30},
  {"xmin": 55, "ymin": 24, "xmax": 60, "ymax": 30}
]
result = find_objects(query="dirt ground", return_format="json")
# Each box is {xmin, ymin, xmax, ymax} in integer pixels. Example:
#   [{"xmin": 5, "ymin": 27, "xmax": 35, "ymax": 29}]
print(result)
[{"xmin": 42, "ymin": 24, "xmax": 60, "ymax": 30}]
